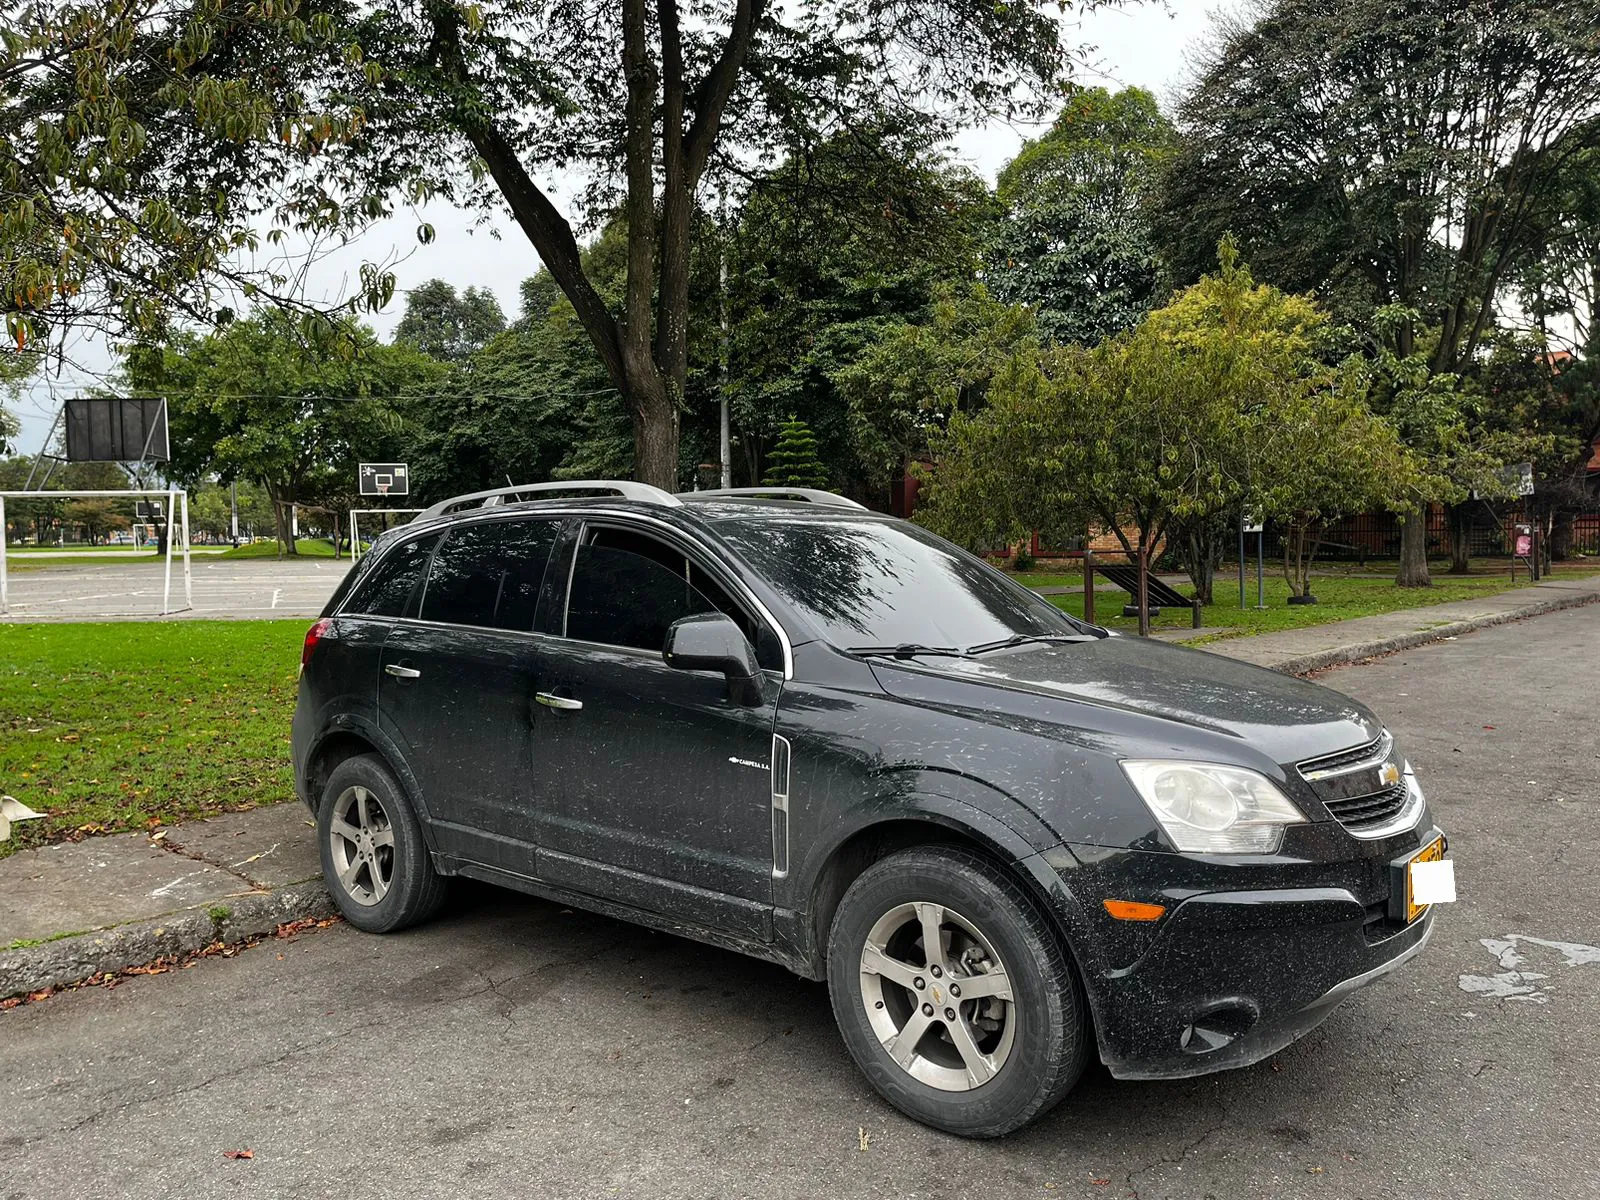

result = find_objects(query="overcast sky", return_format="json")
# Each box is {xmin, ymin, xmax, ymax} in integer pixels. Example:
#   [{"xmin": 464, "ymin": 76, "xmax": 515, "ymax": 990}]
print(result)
[{"xmin": 9, "ymin": 1, "xmax": 1235, "ymax": 455}]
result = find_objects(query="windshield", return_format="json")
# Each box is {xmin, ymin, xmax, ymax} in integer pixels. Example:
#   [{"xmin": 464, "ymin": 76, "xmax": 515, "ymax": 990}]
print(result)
[{"xmin": 716, "ymin": 515, "xmax": 1088, "ymax": 651}]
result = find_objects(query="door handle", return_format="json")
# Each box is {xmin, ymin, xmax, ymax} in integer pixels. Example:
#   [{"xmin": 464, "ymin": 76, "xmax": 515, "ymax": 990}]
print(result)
[
  {"xmin": 535, "ymin": 692, "xmax": 583, "ymax": 711},
  {"xmin": 385, "ymin": 664, "xmax": 422, "ymax": 679}
]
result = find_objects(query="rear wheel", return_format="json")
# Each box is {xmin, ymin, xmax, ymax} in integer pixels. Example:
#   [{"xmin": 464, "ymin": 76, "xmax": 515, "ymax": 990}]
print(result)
[
  {"xmin": 827, "ymin": 847, "xmax": 1087, "ymax": 1137},
  {"xmin": 318, "ymin": 754, "xmax": 447, "ymax": 933}
]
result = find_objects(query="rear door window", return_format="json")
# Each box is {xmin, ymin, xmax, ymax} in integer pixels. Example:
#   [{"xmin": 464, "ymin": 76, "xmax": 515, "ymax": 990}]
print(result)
[
  {"xmin": 344, "ymin": 533, "xmax": 440, "ymax": 618},
  {"xmin": 420, "ymin": 518, "xmax": 559, "ymax": 632}
]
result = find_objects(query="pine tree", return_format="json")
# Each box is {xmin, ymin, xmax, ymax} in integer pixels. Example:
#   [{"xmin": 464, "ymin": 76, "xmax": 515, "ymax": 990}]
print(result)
[{"xmin": 762, "ymin": 417, "xmax": 830, "ymax": 489}]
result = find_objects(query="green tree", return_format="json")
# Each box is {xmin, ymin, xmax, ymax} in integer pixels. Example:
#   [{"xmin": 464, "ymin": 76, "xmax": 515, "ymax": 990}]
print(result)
[
  {"xmin": 835, "ymin": 286, "xmax": 1037, "ymax": 496},
  {"xmin": 989, "ymin": 86, "xmax": 1175, "ymax": 346},
  {"xmin": 6, "ymin": 0, "xmax": 1119, "ymax": 487},
  {"xmin": 1160, "ymin": 0, "xmax": 1600, "ymax": 583},
  {"xmin": 1252, "ymin": 370, "xmax": 1415, "ymax": 599},
  {"xmin": 762, "ymin": 417, "xmax": 828, "ymax": 488},
  {"xmin": 394, "ymin": 281, "xmax": 507, "ymax": 362},
  {"xmin": 727, "ymin": 131, "xmax": 992, "ymax": 493},
  {"xmin": 127, "ymin": 310, "xmax": 431, "ymax": 554},
  {"xmin": 2, "ymin": 0, "xmax": 390, "ymax": 352}
]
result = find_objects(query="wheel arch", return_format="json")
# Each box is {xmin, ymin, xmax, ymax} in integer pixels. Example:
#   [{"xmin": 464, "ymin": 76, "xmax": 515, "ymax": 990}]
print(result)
[
  {"xmin": 795, "ymin": 771, "xmax": 1085, "ymax": 982},
  {"xmin": 302, "ymin": 718, "xmax": 439, "ymax": 849}
]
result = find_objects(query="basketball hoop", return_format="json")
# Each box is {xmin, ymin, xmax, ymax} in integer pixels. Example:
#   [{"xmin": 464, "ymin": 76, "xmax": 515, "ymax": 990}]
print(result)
[{"xmin": 377, "ymin": 483, "xmax": 390, "ymax": 498}]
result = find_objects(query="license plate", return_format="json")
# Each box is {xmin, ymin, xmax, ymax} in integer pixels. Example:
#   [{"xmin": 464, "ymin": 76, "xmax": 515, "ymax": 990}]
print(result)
[{"xmin": 1404, "ymin": 837, "xmax": 1454, "ymax": 922}]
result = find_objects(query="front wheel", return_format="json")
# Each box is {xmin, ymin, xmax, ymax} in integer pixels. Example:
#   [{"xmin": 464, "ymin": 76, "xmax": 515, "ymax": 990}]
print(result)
[{"xmin": 827, "ymin": 847, "xmax": 1088, "ymax": 1137}]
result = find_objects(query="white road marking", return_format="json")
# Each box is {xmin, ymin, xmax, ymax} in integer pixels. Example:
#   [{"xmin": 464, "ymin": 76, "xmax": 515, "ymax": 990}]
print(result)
[
  {"xmin": 1459, "ymin": 933, "xmax": 1600, "ymax": 1004},
  {"xmin": 271, "ymin": 588, "xmax": 282, "ymax": 609}
]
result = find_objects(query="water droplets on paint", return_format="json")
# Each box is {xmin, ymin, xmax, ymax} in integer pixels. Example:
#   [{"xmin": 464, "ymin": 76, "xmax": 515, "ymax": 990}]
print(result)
[{"xmin": 1458, "ymin": 933, "xmax": 1600, "ymax": 1004}]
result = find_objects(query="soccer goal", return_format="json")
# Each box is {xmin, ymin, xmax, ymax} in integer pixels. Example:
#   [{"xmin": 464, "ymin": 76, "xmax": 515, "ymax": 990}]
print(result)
[
  {"xmin": 349, "ymin": 508, "xmax": 424, "ymax": 563},
  {"xmin": 0, "ymin": 488, "xmax": 193, "ymax": 616}
]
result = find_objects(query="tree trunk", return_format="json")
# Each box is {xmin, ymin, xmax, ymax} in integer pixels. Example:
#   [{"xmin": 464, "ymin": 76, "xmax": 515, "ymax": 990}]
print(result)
[
  {"xmin": 629, "ymin": 376, "xmax": 681, "ymax": 491},
  {"xmin": 1551, "ymin": 509, "xmax": 1575, "ymax": 562},
  {"xmin": 1135, "ymin": 540, "xmax": 1151, "ymax": 638},
  {"xmin": 1446, "ymin": 502, "xmax": 1473, "ymax": 574},
  {"xmin": 1396, "ymin": 511, "xmax": 1430, "ymax": 587}
]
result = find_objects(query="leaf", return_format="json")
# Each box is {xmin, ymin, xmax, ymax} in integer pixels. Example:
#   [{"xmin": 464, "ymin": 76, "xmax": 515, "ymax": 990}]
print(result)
[{"xmin": 223, "ymin": 1149, "xmax": 254, "ymax": 1160}]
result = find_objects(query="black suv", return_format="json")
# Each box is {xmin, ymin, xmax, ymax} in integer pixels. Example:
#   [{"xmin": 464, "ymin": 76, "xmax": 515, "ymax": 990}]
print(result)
[{"xmin": 292, "ymin": 481, "xmax": 1451, "ymax": 1136}]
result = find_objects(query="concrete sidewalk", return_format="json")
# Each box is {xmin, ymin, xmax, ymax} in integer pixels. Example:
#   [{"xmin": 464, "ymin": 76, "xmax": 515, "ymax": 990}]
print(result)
[
  {"xmin": 0, "ymin": 803, "xmax": 330, "ymax": 997},
  {"xmin": 1195, "ymin": 572, "xmax": 1600, "ymax": 673},
  {"xmin": 3, "ymin": 571, "xmax": 1596, "ymax": 999}
]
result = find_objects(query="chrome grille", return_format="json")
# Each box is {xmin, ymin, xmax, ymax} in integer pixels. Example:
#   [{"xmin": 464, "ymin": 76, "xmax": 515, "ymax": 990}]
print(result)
[
  {"xmin": 1298, "ymin": 731, "xmax": 1421, "ymax": 839},
  {"xmin": 1323, "ymin": 783, "xmax": 1409, "ymax": 833},
  {"xmin": 1298, "ymin": 731, "xmax": 1393, "ymax": 781}
]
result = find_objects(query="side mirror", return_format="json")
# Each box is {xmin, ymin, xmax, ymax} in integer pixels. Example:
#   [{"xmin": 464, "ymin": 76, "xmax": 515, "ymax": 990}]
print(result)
[{"xmin": 663, "ymin": 612, "xmax": 765, "ymax": 705}]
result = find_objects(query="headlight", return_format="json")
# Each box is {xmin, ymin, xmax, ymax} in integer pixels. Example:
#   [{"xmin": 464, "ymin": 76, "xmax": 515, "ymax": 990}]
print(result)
[{"xmin": 1120, "ymin": 760, "xmax": 1307, "ymax": 854}]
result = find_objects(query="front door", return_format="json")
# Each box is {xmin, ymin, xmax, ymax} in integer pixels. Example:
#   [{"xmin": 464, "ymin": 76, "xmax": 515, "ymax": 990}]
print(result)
[{"xmin": 529, "ymin": 524, "xmax": 782, "ymax": 941}]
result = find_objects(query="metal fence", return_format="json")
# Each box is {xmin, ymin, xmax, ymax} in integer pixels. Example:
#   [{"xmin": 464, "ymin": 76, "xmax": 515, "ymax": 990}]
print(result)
[
  {"xmin": 985, "ymin": 504, "xmax": 1600, "ymax": 564},
  {"xmin": 1260, "ymin": 504, "xmax": 1600, "ymax": 562}
]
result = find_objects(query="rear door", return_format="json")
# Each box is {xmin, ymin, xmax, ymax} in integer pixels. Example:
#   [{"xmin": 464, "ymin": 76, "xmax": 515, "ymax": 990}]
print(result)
[{"xmin": 377, "ymin": 514, "xmax": 560, "ymax": 870}]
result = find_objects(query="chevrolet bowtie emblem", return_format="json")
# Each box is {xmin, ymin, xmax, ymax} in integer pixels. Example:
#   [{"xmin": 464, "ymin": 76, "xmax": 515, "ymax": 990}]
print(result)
[
  {"xmin": 1379, "ymin": 762, "xmax": 1401, "ymax": 787},
  {"xmin": 931, "ymin": 985, "xmax": 944, "ymax": 1005}
]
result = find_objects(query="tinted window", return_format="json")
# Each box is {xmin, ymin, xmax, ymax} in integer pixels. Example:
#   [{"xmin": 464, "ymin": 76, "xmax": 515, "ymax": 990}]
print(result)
[
  {"xmin": 716, "ymin": 516, "xmax": 1080, "ymax": 649},
  {"xmin": 344, "ymin": 533, "xmax": 439, "ymax": 618},
  {"xmin": 565, "ymin": 541, "xmax": 724, "ymax": 653},
  {"xmin": 421, "ymin": 518, "xmax": 557, "ymax": 631},
  {"xmin": 562, "ymin": 527, "xmax": 780, "ymax": 669}
]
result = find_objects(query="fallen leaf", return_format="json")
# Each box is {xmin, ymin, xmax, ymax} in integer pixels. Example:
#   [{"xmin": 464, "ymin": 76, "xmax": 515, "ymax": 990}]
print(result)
[
  {"xmin": 858, "ymin": 1127, "xmax": 870, "ymax": 1152},
  {"xmin": 223, "ymin": 1149, "xmax": 253, "ymax": 1161}
]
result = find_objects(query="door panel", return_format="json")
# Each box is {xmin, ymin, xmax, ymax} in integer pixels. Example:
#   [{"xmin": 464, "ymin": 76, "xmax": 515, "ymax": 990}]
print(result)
[
  {"xmin": 377, "ymin": 623, "xmax": 545, "ymax": 870},
  {"xmin": 374, "ymin": 514, "xmax": 561, "ymax": 871},
  {"xmin": 532, "ymin": 639, "xmax": 778, "ymax": 939},
  {"xmin": 527, "ymin": 523, "xmax": 783, "ymax": 940}
]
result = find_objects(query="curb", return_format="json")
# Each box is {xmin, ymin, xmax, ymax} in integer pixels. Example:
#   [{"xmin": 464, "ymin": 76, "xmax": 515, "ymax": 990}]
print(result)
[
  {"xmin": 1253, "ymin": 584, "xmax": 1600, "ymax": 676},
  {"xmin": 0, "ymin": 880, "xmax": 334, "ymax": 1000}
]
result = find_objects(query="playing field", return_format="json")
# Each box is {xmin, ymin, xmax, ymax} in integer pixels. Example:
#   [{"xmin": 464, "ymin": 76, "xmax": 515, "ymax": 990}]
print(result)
[{"xmin": 0, "ymin": 557, "xmax": 350, "ymax": 621}]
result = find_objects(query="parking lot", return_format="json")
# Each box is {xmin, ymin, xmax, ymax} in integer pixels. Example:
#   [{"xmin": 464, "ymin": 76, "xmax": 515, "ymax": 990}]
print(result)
[
  {"xmin": 0, "ymin": 557, "xmax": 349, "ymax": 621},
  {"xmin": 3, "ymin": 608, "xmax": 1597, "ymax": 1200}
]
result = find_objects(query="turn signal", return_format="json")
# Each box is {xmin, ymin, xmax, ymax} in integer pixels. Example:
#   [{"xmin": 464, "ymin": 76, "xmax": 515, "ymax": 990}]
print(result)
[{"xmin": 1104, "ymin": 899, "xmax": 1166, "ymax": 922}]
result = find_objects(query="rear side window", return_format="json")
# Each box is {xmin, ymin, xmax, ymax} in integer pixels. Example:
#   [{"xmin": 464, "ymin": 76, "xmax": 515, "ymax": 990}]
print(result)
[
  {"xmin": 421, "ymin": 518, "xmax": 557, "ymax": 632},
  {"xmin": 344, "ymin": 533, "xmax": 439, "ymax": 618}
]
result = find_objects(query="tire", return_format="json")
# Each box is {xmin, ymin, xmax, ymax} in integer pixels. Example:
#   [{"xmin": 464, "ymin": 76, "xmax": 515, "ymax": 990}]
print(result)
[
  {"xmin": 317, "ymin": 753, "xmax": 448, "ymax": 933},
  {"xmin": 826, "ymin": 846, "xmax": 1087, "ymax": 1137}
]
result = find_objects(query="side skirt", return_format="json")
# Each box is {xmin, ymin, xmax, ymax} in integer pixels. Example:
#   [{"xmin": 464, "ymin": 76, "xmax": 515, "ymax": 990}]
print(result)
[{"xmin": 440, "ymin": 856, "xmax": 817, "ymax": 980}]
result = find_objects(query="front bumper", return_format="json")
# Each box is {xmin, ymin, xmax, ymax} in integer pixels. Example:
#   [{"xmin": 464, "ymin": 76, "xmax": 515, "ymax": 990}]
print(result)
[{"xmin": 1032, "ymin": 824, "xmax": 1446, "ymax": 1080}]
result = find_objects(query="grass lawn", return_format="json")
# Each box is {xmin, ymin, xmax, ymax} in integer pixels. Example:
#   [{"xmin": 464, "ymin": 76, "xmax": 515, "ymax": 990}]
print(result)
[
  {"xmin": 221, "ymin": 538, "xmax": 337, "ymax": 559},
  {"xmin": 0, "ymin": 621, "xmax": 305, "ymax": 858},
  {"xmin": 1028, "ymin": 559, "xmax": 1600, "ymax": 638},
  {"xmin": 5, "ymin": 543, "xmax": 155, "ymax": 553}
]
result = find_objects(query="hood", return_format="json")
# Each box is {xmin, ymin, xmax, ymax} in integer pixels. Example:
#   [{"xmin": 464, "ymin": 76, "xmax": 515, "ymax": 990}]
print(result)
[{"xmin": 868, "ymin": 635, "xmax": 1381, "ymax": 767}]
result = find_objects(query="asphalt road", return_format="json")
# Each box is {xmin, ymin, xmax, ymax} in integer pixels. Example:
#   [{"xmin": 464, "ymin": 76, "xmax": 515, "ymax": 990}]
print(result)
[
  {"xmin": 0, "ymin": 557, "xmax": 349, "ymax": 621},
  {"xmin": 4, "ymin": 607, "xmax": 1598, "ymax": 1200}
]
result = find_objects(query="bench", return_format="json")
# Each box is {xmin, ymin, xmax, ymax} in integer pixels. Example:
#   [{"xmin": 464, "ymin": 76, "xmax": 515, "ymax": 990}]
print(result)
[{"xmin": 1093, "ymin": 564, "xmax": 1203, "ymax": 629}]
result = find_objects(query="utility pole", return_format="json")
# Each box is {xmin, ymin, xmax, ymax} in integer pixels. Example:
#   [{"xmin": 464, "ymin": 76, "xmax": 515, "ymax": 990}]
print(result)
[
  {"xmin": 230, "ymin": 480, "xmax": 239, "ymax": 545},
  {"xmin": 718, "ymin": 186, "xmax": 732, "ymax": 490}
]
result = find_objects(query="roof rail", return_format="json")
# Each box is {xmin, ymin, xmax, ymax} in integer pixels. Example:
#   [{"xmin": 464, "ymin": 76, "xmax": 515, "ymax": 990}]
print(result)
[
  {"xmin": 418, "ymin": 480, "xmax": 682, "ymax": 521},
  {"xmin": 680, "ymin": 487, "xmax": 867, "ymax": 510}
]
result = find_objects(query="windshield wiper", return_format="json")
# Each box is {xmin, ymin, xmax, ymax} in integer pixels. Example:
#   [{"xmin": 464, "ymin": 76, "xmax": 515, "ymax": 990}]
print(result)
[
  {"xmin": 847, "ymin": 643, "xmax": 972, "ymax": 660},
  {"xmin": 965, "ymin": 633, "xmax": 1097, "ymax": 655}
]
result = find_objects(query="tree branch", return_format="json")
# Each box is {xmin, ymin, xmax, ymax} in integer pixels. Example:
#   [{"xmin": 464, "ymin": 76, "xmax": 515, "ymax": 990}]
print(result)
[{"xmin": 682, "ymin": 0, "xmax": 765, "ymax": 188}]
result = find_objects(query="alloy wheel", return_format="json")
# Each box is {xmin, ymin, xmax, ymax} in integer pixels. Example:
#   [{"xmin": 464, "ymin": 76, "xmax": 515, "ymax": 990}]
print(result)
[
  {"xmin": 858, "ymin": 901, "xmax": 1017, "ymax": 1091},
  {"xmin": 327, "ymin": 785, "xmax": 396, "ymax": 907}
]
